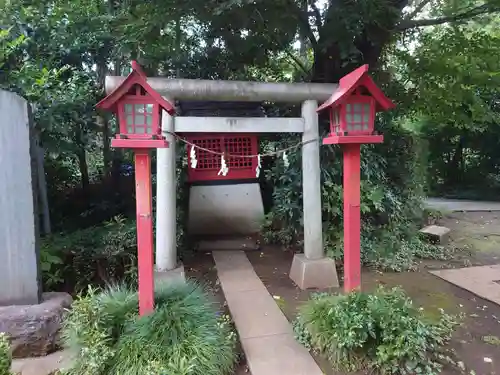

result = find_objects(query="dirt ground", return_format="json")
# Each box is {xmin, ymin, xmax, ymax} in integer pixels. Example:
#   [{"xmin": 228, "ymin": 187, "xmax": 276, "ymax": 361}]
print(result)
[{"xmin": 185, "ymin": 211, "xmax": 500, "ymax": 375}]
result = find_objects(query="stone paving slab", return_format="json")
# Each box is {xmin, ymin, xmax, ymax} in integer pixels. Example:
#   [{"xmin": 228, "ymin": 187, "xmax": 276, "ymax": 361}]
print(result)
[
  {"xmin": 430, "ymin": 265, "xmax": 500, "ymax": 305},
  {"xmin": 213, "ymin": 250, "xmax": 323, "ymax": 375},
  {"xmin": 242, "ymin": 333, "xmax": 323, "ymax": 375},
  {"xmin": 425, "ymin": 198, "xmax": 500, "ymax": 212},
  {"xmin": 217, "ymin": 268, "xmax": 268, "ymax": 294},
  {"xmin": 213, "ymin": 250, "xmax": 253, "ymax": 272},
  {"xmin": 198, "ymin": 237, "xmax": 260, "ymax": 251},
  {"xmin": 224, "ymin": 289, "xmax": 292, "ymax": 339}
]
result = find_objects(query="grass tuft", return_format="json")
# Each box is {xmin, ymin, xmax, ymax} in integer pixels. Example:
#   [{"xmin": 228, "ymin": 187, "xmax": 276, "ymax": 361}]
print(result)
[{"xmin": 62, "ymin": 280, "xmax": 237, "ymax": 375}]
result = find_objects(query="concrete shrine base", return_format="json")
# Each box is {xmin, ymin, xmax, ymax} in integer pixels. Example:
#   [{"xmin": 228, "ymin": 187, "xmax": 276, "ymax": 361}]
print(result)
[
  {"xmin": 289, "ymin": 254, "xmax": 340, "ymax": 290},
  {"xmin": 187, "ymin": 183, "xmax": 265, "ymax": 236}
]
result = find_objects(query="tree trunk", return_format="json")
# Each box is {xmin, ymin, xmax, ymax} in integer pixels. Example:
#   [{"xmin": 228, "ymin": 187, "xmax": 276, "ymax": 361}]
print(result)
[
  {"xmin": 35, "ymin": 142, "xmax": 51, "ymax": 234},
  {"xmin": 74, "ymin": 124, "xmax": 90, "ymax": 190},
  {"xmin": 96, "ymin": 57, "xmax": 111, "ymax": 176},
  {"xmin": 312, "ymin": 0, "xmax": 409, "ymax": 83},
  {"xmin": 110, "ymin": 59, "xmax": 123, "ymax": 189},
  {"xmin": 77, "ymin": 148, "xmax": 90, "ymax": 190}
]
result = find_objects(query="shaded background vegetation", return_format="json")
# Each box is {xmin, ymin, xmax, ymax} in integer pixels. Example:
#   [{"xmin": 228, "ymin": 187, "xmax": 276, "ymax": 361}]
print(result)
[{"xmin": 1, "ymin": 0, "xmax": 500, "ymax": 292}]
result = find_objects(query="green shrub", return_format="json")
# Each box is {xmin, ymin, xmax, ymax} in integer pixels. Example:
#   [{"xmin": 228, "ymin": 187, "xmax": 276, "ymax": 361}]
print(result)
[
  {"xmin": 294, "ymin": 287, "xmax": 460, "ymax": 375},
  {"xmin": 40, "ymin": 216, "xmax": 138, "ymax": 291},
  {"xmin": 62, "ymin": 281, "xmax": 237, "ymax": 375},
  {"xmin": 0, "ymin": 333, "xmax": 11, "ymax": 375}
]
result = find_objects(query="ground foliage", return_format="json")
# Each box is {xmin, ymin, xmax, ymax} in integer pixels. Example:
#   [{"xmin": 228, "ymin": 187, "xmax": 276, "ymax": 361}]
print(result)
[
  {"xmin": 61, "ymin": 281, "xmax": 238, "ymax": 375},
  {"xmin": 0, "ymin": 333, "xmax": 11, "ymax": 375},
  {"xmin": 293, "ymin": 287, "xmax": 461, "ymax": 375}
]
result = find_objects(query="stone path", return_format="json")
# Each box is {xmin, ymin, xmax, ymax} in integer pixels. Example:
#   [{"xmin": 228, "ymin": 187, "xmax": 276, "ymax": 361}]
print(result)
[
  {"xmin": 212, "ymin": 250, "xmax": 322, "ymax": 375},
  {"xmin": 425, "ymin": 198, "xmax": 500, "ymax": 212},
  {"xmin": 430, "ymin": 265, "xmax": 500, "ymax": 305}
]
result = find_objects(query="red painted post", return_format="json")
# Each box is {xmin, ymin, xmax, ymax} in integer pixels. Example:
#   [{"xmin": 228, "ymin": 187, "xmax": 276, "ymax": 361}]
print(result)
[
  {"xmin": 134, "ymin": 150, "xmax": 155, "ymax": 315},
  {"xmin": 343, "ymin": 143, "xmax": 361, "ymax": 292}
]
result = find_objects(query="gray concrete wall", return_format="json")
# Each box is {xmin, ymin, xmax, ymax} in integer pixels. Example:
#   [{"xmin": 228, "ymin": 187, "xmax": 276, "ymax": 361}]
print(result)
[
  {"xmin": 0, "ymin": 90, "xmax": 40, "ymax": 305},
  {"xmin": 188, "ymin": 183, "xmax": 265, "ymax": 236}
]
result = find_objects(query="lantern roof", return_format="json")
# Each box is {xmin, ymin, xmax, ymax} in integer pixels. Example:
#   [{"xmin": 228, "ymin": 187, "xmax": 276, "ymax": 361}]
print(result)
[
  {"xmin": 317, "ymin": 65, "xmax": 395, "ymax": 113},
  {"xmin": 96, "ymin": 61, "xmax": 175, "ymax": 115}
]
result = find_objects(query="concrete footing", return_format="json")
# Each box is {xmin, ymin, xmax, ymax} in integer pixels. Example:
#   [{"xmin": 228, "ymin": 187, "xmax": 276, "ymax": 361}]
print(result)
[
  {"xmin": 154, "ymin": 264, "xmax": 186, "ymax": 285},
  {"xmin": 289, "ymin": 254, "xmax": 339, "ymax": 290}
]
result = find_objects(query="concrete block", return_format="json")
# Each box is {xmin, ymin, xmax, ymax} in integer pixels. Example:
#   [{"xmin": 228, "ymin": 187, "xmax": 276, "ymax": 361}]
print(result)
[
  {"xmin": 289, "ymin": 254, "xmax": 339, "ymax": 290},
  {"xmin": 188, "ymin": 183, "xmax": 264, "ymax": 236},
  {"xmin": 154, "ymin": 263, "xmax": 185, "ymax": 286},
  {"xmin": 198, "ymin": 237, "xmax": 259, "ymax": 251},
  {"xmin": 419, "ymin": 225, "xmax": 451, "ymax": 244}
]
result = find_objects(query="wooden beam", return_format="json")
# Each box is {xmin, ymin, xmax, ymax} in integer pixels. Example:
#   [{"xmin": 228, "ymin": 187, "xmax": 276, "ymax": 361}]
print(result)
[
  {"xmin": 173, "ymin": 117, "xmax": 305, "ymax": 133},
  {"xmin": 106, "ymin": 77, "xmax": 337, "ymax": 103}
]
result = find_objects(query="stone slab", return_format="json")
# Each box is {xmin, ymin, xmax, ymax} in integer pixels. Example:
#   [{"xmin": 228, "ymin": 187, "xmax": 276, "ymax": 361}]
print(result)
[
  {"xmin": 425, "ymin": 198, "xmax": 500, "ymax": 212},
  {"xmin": 419, "ymin": 225, "xmax": 451, "ymax": 244},
  {"xmin": 213, "ymin": 250, "xmax": 253, "ymax": 272},
  {"xmin": 242, "ymin": 333, "xmax": 323, "ymax": 375},
  {"xmin": 0, "ymin": 91, "xmax": 40, "ymax": 306},
  {"xmin": 11, "ymin": 349, "xmax": 73, "ymax": 375},
  {"xmin": 212, "ymin": 250, "xmax": 324, "ymax": 375},
  {"xmin": 430, "ymin": 265, "xmax": 500, "ymax": 305},
  {"xmin": 198, "ymin": 238, "xmax": 260, "ymax": 251},
  {"xmin": 289, "ymin": 254, "xmax": 339, "ymax": 290},
  {"xmin": 224, "ymin": 289, "xmax": 292, "ymax": 339},
  {"xmin": 217, "ymin": 268, "xmax": 267, "ymax": 294}
]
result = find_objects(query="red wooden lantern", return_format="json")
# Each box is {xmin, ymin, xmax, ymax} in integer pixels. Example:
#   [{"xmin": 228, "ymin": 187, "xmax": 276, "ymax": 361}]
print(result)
[
  {"xmin": 96, "ymin": 61, "xmax": 176, "ymax": 316},
  {"xmin": 318, "ymin": 65, "xmax": 395, "ymax": 293},
  {"xmin": 318, "ymin": 64, "xmax": 394, "ymax": 145},
  {"xmin": 96, "ymin": 61, "xmax": 175, "ymax": 149}
]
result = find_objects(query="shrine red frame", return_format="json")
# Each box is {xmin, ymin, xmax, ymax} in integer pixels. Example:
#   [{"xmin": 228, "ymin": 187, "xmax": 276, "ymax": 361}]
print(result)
[{"xmin": 185, "ymin": 133, "xmax": 259, "ymax": 183}]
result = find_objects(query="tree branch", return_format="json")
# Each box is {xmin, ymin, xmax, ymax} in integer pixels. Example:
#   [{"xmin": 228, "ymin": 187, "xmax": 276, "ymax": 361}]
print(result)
[
  {"xmin": 285, "ymin": 0, "xmax": 318, "ymax": 47},
  {"xmin": 308, "ymin": 0, "xmax": 323, "ymax": 30},
  {"xmin": 284, "ymin": 48, "xmax": 310, "ymax": 76},
  {"xmin": 398, "ymin": 3, "xmax": 500, "ymax": 30},
  {"xmin": 404, "ymin": 0, "xmax": 433, "ymax": 21}
]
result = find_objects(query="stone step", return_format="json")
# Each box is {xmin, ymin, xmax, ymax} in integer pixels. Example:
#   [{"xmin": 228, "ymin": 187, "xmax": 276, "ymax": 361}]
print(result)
[
  {"xmin": 198, "ymin": 237, "xmax": 260, "ymax": 251},
  {"xmin": 419, "ymin": 225, "xmax": 451, "ymax": 244}
]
